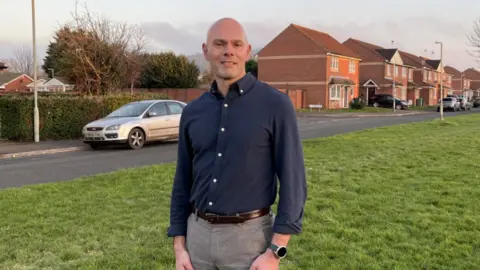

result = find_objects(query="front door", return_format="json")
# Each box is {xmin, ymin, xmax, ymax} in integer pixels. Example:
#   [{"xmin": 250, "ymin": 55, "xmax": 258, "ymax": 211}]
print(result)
[{"xmin": 343, "ymin": 87, "xmax": 349, "ymax": 108}]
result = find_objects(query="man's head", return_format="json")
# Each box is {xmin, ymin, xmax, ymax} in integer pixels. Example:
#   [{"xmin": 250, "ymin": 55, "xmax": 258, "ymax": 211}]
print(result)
[{"xmin": 202, "ymin": 18, "xmax": 251, "ymax": 83}]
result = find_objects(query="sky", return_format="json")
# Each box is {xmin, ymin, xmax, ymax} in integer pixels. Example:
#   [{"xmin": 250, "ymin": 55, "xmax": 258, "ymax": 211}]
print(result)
[{"xmin": 1, "ymin": 0, "xmax": 480, "ymax": 71}]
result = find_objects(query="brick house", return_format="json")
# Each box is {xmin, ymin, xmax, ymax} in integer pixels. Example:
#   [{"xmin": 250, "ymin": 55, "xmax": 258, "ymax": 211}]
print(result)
[
  {"xmin": 342, "ymin": 38, "xmax": 418, "ymax": 105},
  {"xmin": 257, "ymin": 23, "xmax": 361, "ymax": 109},
  {"xmin": 444, "ymin": 65, "xmax": 473, "ymax": 98},
  {"xmin": 463, "ymin": 68, "xmax": 480, "ymax": 98},
  {"xmin": 397, "ymin": 51, "xmax": 452, "ymax": 106},
  {"xmin": 0, "ymin": 71, "xmax": 33, "ymax": 92}
]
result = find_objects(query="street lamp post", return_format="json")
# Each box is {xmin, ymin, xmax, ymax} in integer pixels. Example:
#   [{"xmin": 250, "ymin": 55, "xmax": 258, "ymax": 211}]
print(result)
[
  {"xmin": 435, "ymin": 41, "xmax": 443, "ymax": 121},
  {"xmin": 31, "ymin": 0, "xmax": 40, "ymax": 142},
  {"xmin": 391, "ymin": 40, "xmax": 396, "ymax": 112}
]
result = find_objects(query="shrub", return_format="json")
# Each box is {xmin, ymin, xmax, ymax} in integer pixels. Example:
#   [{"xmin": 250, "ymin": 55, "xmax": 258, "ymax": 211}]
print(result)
[
  {"xmin": 0, "ymin": 93, "xmax": 170, "ymax": 141},
  {"xmin": 349, "ymin": 97, "xmax": 365, "ymax": 110}
]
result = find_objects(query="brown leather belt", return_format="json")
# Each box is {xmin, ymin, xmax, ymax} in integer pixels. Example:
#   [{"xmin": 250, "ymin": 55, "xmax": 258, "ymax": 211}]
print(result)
[{"xmin": 192, "ymin": 207, "xmax": 270, "ymax": 224}]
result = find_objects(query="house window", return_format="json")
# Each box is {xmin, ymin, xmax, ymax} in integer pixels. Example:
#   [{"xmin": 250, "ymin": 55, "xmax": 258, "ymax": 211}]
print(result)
[
  {"xmin": 429, "ymin": 71, "xmax": 432, "ymax": 80},
  {"xmin": 394, "ymin": 65, "xmax": 399, "ymax": 77},
  {"xmin": 409, "ymin": 69, "xmax": 413, "ymax": 80},
  {"xmin": 387, "ymin": 65, "xmax": 391, "ymax": 77},
  {"xmin": 423, "ymin": 71, "xmax": 427, "ymax": 81},
  {"xmin": 402, "ymin": 67, "xmax": 407, "ymax": 78},
  {"xmin": 348, "ymin": 60, "xmax": 355, "ymax": 73},
  {"xmin": 330, "ymin": 85, "xmax": 341, "ymax": 100},
  {"xmin": 331, "ymin": 56, "xmax": 338, "ymax": 70}
]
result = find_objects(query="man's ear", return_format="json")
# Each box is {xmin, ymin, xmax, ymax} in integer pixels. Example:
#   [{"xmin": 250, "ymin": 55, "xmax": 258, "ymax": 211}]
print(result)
[{"xmin": 202, "ymin": 43, "xmax": 208, "ymax": 60}]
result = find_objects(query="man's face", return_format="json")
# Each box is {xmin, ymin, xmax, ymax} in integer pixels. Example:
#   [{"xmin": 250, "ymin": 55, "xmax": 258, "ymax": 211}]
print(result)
[{"xmin": 203, "ymin": 22, "xmax": 251, "ymax": 81}]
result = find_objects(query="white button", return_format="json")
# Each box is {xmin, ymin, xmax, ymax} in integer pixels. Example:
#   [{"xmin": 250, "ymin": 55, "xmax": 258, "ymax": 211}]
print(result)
[
  {"xmin": 221, "ymin": 128, "xmax": 225, "ymax": 132},
  {"xmin": 213, "ymin": 179, "xmax": 217, "ymax": 183},
  {"xmin": 224, "ymin": 103, "xmax": 228, "ymax": 107},
  {"xmin": 240, "ymin": 89, "xmax": 244, "ymax": 94},
  {"xmin": 209, "ymin": 202, "xmax": 213, "ymax": 206},
  {"xmin": 218, "ymin": 153, "xmax": 222, "ymax": 157}
]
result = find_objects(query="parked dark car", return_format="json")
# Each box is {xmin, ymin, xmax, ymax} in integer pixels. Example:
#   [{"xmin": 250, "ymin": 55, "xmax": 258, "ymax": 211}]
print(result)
[
  {"xmin": 473, "ymin": 98, "xmax": 480, "ymax": 108},
  {"xmin": 370, "ymin": 94, "xmax": 409, "ymax": 110}
]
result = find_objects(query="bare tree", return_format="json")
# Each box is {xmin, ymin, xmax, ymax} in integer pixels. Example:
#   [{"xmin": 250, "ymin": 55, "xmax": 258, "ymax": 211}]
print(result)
[
  {"xmin": 8, "ymin": 45, "xmax": 36, "ymax": 76},
  {"xmin": 51, "ymin": 2, "xmax": 148, "ymax": 94},
  {"xmin": 467, "ymin": 17, "xmax": 480, "ymax": 65}
]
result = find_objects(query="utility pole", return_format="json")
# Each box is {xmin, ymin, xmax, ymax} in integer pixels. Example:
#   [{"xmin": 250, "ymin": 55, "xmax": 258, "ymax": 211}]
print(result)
[
  {"xmin": 31, "ymin": 0, "xmax": 40, "ymax": 142},
  {"xmin": 435, "ymin": 41, "xmax": 444, "ymax": 121},
  {"xmin": 392, "ymin": 40, "xmax": 396, "ymax": 112}
]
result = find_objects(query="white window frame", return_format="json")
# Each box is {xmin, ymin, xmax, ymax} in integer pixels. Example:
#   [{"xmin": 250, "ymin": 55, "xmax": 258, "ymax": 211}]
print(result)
[
  {"xmin": 409, "ymin": 69, "xmax": 413, "ymax": 80},
  {"xmin": 394, "ymin": 65, "xmax": 399, "ymax": 77},
  {"xmin": 348, "ymin": 60, "xmax": 355, "ymax": 73},
  {"xmin": 331, "ymin": 56, "xmax": 338, "ymax": 70},
  {"xmin": 386, "ymin": 65, "xmax": 391, "ymax": 77},
  {"xmin": 329, "ymin": 85, "xmax": 341, "ymax": 100},
  {"xmin": 402, "ymin": 67, "xmax": 407, "ymax": 78}
]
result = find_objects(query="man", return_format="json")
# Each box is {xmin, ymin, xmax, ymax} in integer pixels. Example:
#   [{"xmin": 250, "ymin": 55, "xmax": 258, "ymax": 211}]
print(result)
[{"xmin": 168, "ymin": 17, "xmax": 307, "ymax": 270}]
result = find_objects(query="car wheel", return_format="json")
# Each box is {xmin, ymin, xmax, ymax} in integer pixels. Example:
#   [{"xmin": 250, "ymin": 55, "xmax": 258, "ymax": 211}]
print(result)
[
  {"xmin": 89, "ymin": 143, "xmax": 99, "ymax": 150},
  {"xmin": 395, "ymin": 104, "xmax": 402, "ymax": 110},
  {"xmin": 373, "ymin": 102, "xmax": 379, "ymax": 107},
  {"xmin": 127, "ymin": 128, "xmax": 145, "ymax": 150}
]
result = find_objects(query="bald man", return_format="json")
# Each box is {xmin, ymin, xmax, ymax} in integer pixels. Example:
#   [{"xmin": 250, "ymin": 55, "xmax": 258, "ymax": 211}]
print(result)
[{"xmin": 168, "ymin": 18, "xmax": 307, "ymax": 270}]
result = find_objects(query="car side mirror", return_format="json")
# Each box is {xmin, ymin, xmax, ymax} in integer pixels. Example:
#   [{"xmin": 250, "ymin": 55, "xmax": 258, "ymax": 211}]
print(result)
[{"xmin": 148, "ymin": 111, "xmax": 157, "ymax": 117}]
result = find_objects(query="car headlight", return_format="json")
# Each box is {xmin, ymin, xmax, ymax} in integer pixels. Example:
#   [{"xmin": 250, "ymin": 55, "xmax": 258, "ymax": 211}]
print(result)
[{"xmin": 106, "ymin": 124, "xmax": 121, "ymax": 131}]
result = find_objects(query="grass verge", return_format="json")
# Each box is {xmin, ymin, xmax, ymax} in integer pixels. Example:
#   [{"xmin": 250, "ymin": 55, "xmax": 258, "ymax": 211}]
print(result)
[{"xmin": 1, "ymin": 115, "xmax": 480, "ymax": 269}]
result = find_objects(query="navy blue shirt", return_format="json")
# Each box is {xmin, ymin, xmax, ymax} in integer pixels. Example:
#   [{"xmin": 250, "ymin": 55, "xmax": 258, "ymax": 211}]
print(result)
[{"xmin": 168, "ymin": 72, "xmax": 307, "ymax": 237}]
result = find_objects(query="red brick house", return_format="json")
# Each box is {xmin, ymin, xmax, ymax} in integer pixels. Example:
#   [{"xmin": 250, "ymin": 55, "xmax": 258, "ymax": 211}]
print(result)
[
  {"xmin": 397, "ymin": 51, "xmax": 452, "ymax": 106},
  {"xmin": 0, "ymin": 63, "xmax": 33, "ymax": 92},
  {"xmin": 257, "ymin": 23, "xmax": 361, "ymax": 109},
  {"xmin": 463, "ymin": 68, "xmax": 480, "ymax": 98},
  {"xmin": 342, "ymin": 38, "xmax": 417, "ymax": 105},
  {"xmin": 444, "ymin": 65, "xmax": 473, "ymax": 98}
]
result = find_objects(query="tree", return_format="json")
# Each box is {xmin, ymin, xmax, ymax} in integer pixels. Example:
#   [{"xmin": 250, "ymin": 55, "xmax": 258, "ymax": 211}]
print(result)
[
  {"xmin": 246, "ymin": 59, "xmax": 257, "ymax": 77},
  {"xmin": 467, "ymin": 16, "xmax": 480, "ymax": 65},
  {"xmin": 140, "ymin": 52, "xmax": 200, "ymax": 88},
  {"xmin": 8, "ymin": 45, "xmax": 38, "ymax": 76},
  {"xmin": 42, "ymin": 3, "xmax": 148, "ymax": 94}
]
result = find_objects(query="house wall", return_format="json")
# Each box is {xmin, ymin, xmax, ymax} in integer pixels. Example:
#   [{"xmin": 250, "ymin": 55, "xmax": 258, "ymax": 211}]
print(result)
[
  {"xmin": 3, "ymin": 75, "xmax": 33, "ymax": 92},
  {"xmin": 326, "ymin": 55, "xmax": 360, "ymax": 109}
]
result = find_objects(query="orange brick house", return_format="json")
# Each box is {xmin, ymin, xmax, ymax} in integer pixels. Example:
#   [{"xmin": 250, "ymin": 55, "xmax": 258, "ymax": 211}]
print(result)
[
  {"xmin": 342, "ymin": 38, "xmax": 418, "ymax": 105},
  {"xmin": 398, "ymin": 51, "xmax": 452, "ymax": 106},
  {"xmin": 463, "ymin": 68, "xmax": 480, "ymax": 98},
  {"xmin": 257, "ymin": 23, "xmax": 361, "ymax": 109}
]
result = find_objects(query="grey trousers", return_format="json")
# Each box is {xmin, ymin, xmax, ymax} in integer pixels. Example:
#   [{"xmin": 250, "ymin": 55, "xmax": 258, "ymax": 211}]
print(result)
[{"xmin": 186, "ymin": 211, "xmax": 275, "ymax": 270}]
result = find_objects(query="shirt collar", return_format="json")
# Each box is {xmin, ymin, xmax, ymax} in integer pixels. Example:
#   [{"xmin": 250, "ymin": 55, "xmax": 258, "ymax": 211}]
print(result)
[{"xmin": 210, "ymin": 72, "xmax": 256, "ymax": 97}]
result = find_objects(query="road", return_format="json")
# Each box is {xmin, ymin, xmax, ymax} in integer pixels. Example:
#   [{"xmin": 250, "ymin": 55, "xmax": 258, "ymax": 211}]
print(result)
[{"xmin": 1, "ymin": 109, "xmax": 478, "ymax": 189}]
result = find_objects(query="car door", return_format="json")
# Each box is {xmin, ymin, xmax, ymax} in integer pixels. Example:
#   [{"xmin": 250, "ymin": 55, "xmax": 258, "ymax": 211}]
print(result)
[
  {"xmin": 143, "ymin": 102, "xmax": 169, "ymax": 139},
  {"xmin": 165, "ymin": 102, "xmax": 185, "ymax": 136}
]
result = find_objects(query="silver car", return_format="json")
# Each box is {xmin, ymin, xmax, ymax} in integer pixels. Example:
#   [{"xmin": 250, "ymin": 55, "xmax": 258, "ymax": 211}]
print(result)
[
  {"xmin": 437, "ymin": 97, "xmax": 460, "ymax": 112},
  {"xmin": 82, "ymin": 99, "xmax": 186, "ymax": 150}
]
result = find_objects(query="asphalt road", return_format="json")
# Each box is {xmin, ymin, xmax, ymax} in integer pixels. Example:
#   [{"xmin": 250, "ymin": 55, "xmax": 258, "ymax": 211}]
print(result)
[{"xmin": 1, "ymin": 109, "xmax": 478, "ymax": 189}]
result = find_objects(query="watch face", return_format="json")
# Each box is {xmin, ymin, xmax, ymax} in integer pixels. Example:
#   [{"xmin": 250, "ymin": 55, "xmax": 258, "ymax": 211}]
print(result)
[{"xmin": 277, "ymin": 247, "xmax": 287, "ymax": 258}]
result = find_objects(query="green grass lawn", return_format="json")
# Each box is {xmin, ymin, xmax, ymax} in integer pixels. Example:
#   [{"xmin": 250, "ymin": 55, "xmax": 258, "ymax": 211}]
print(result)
[{"xmin": 1, "ymin": 115, "xmax": 480, "ymax": 269}]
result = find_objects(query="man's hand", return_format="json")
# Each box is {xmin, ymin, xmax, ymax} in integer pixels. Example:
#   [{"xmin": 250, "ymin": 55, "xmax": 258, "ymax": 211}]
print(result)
[
  {"xmin": 175, "ymin": 248, "xmax": 194, "ymax": 270},
  {"xmin": 249, "ymin": 249, "xmax": 280, "ymax": 270}
]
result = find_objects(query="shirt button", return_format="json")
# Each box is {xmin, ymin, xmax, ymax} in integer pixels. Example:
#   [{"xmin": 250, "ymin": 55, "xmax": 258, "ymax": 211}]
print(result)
[
  {"xmin": 218, "ymin": 153, "xmax": 222, "ymax": 157},
  {"xmin": 209, "ymin": 202, "xmax": 213, "ymax": 206},
  {"xmin": 240, "ymin": 89, "xmax": 244, "ymax": 94},
  {"xmin": 213, "ymin": 179, "xmax": 217, "ymax": 183},
  {"xmin": 221, "ymin": 128, "xmax": 225, "ymax": 132},
  {"xmin": 224, "ymin": 103, "xmax": 228, "ymax": 108}
]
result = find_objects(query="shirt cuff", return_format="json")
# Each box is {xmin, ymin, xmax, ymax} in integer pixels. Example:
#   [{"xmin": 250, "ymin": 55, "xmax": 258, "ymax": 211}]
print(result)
[
  {"xmin": 167, "ymin": 224, "xmax": 187, "ymax": 237},
  {"xmin": 272, "ymin": 220, "xmax": 303, "ymax": 235}
]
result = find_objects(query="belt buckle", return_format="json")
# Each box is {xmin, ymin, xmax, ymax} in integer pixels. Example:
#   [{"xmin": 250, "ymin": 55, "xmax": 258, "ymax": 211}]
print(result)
[{"xmin": 205, "ymin": 213, "xmax": 219, "ymax": 223}]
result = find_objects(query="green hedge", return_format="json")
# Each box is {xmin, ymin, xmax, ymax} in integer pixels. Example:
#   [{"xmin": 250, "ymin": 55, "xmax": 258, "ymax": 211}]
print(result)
[{"xmin": 0, "ymin": 93, "xmax": 170, "ymax": 141}]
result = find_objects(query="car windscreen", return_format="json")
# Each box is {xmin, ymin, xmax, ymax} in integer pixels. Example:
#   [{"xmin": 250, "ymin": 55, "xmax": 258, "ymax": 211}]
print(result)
[
  {"xmin": 442, "ymin": 98, "xmax": 452, "ymax": 102},
  {"xmin": 106, "ymin": 102, "xmax": 153, "ymax": 117}
]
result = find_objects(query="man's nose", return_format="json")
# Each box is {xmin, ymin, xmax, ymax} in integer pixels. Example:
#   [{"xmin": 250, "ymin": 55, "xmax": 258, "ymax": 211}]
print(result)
[{"xmin": 223, "ymin": 43, "xmax": 234, "ymax": 55}]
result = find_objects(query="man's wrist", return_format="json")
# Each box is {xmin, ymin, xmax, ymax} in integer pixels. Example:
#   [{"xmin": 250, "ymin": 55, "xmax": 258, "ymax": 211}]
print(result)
[{"xmin": 173, "ymin": 236, "xmax": 186, "ymax": 254}]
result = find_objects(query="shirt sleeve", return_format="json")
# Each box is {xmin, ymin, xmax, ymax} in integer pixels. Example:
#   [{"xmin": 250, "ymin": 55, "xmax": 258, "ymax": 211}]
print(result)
[
  {"xmin": 167, "ymin": 108, "xmax": 194, "ymax": 237},
  {"xmin": 272, "ymin": 94, "xmax": 308, "ymax": 235}
]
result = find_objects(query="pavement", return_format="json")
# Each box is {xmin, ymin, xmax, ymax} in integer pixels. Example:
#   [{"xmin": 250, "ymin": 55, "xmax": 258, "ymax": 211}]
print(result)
[
  {"xmin": 0, "ymin": 109, "xmax": 478, "ymax": 189},
  {"xmin": 0, "ymin": 140, "xmax": 87, "ymax": 159}
]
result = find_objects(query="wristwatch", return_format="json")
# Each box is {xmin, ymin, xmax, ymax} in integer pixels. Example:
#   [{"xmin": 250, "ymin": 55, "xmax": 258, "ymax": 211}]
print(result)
[{"xmin": 269, "ymin": 243, "xmax": 287, "ymax": 259}]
